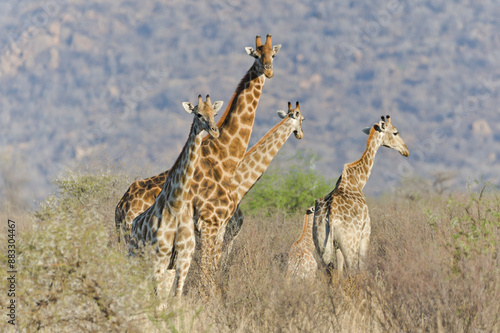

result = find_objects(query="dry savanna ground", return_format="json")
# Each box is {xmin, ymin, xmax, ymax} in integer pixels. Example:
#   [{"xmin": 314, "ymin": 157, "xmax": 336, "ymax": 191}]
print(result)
[{"xmin": 0, "ymin": 170, "xmax": 498, "ymax": 332}]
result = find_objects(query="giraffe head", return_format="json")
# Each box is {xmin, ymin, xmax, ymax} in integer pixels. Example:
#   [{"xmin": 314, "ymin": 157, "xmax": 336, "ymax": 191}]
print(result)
[
  {"xmin": 277, "ymin": 101, "xmax": 305, "ymax": 139},
  {"xmin": 362, "ymin": 115, "xmax": 409, "ymax": 157},
  {"xmin": 245, "ymin": 34, "xmax": 281, "ymax": 78},
  {"xmin": 182, "ymin": 94, "xmax": 223, "ymax": 138}
]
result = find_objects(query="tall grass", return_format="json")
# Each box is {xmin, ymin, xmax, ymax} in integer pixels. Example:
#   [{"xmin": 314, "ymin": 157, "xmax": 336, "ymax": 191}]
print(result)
[{"xmin": 0, "ymin": 171, "xmax": 498, "ymax": 332}]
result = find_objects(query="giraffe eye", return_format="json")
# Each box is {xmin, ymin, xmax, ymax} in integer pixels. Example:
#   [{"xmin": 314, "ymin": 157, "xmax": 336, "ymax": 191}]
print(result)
[
  {"xmin": 393, "ymin": 132, "xmax": 399, "ymax": 136},
  {"xmin": 197, "ymin": 114, "xmax": 202, "ymax": 118}
]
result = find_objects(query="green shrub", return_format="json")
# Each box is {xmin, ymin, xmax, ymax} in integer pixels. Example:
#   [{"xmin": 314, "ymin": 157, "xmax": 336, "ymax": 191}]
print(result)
[
  {"xmin": 0, "ymin": 170, "xmax": 159, "ymax": 332},
  {"xmin": 446, "ymin": 181, "xmax": 499, "ymax": 268},
  {"xmin": 240, "ymin": 151, "xmax": 334, "ymax": 215}
]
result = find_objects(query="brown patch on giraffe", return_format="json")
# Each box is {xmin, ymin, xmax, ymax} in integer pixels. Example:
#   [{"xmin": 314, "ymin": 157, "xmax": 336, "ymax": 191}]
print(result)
[
  {"xmin": 211, "ymin": 165, "xmax": 224, "ymax": 182},
  {"xmin": 229, "ymin": 137, "xmax": 244, "ymax": 157},
  {"xmin": 240, "ymin": 111, "xmax": 254, "ymax": 125},
  {"xmin": 215, "ymin": 208, "xmax": 227, "ymax": 219},
  {"xmin": 201, "ymin": 145, "xmax": 212, "ymax": 156},
  {"xmin": 245, "ymin": 93, "xmax": 253, "ymax": 104},
  {"xmin": 253, "ymin": 90, "xmax": 261, "ymax": 99},
  {"xmin": 190, "ymin": 182, "xmax": 199, "ymax": 194},
  {"xmin": 173, "ymin": 187, "xmax": 182, "ymax": 198},
  {"xmin": 169, "ymin": 200, "xmax": 182, "ymax": 211},
  {"xmin": 226, "ymin": 121, "xmax": 239, "ymax": 136},
  {"xmin": 222, "ymin": 158, "xmax": 238, "ymax": 172},
  {"xmin": 193, "ymin": 169, "xmax": 204, "ymax": 183},
  {"xmin": 239, "ymin": 127, "xmax": 251, "ymax": 140}
]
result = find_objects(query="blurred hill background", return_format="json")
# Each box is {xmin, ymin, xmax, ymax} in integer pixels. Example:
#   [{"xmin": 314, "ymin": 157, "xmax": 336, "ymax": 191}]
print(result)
[{"xmin": 0, "ymin": 0, "xmax": 499, "ymax": 208}]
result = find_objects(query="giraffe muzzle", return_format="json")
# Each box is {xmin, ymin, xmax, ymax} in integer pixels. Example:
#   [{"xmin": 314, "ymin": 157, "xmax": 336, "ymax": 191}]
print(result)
[
  {"xmin": 294, "ymin": 129, "xmax": 304, "ymax": 140},
  {"xmin": 209, "ymin": 127, "xmax": 220, "ymax": 138},
  {"xmin": 263, "ymin": 64, "xmax": 274, "ymax": 78}
]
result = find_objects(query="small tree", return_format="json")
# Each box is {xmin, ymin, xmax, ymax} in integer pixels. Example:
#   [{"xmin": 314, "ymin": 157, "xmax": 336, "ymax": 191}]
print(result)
[{"xmin": 241, "ymin": 151, "xmax": 334, "ymax": 215}]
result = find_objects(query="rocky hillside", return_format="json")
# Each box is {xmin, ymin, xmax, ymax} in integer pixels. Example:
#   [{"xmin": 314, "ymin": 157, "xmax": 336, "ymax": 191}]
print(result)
[{"xmin": 1, "ymin": 0, "xmax": 499, "ymax": 204}]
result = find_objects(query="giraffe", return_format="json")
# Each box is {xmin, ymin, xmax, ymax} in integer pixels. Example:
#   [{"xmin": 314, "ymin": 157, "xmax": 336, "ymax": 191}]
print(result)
[
  {"xmin": 222, "ymin": 101, "xmax": 305, "ymax": 257},
  {"xmin": 287, "ymin": 207, "xmax": 318, "ymax": 280},
  {"xmin": 116, "ymin": 34, "xmax": 281, "ymax": 295},
  {"xmin": 313, "ymin": 115, "xmax": 409, "ymax": 276},
  {"xmin": 129, "ymin": 95, "xmax": 222, "ymax": 304}
]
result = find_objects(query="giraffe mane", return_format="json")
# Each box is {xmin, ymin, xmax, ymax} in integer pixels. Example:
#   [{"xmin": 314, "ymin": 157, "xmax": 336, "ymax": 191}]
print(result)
[
  {"xmin": 344, "ymin": 125, "xmax": 377, "ymax": 170},
  {"xmin": 296, "ymin": 212, "xmax": 310, "ymax": 244},
  {"xmin": 243, "ymin": 115, "xmax": 288, "ymax": 157},
  {"xmin": 161, "ymin": 121, "xmax": 197, "ymax": 191},
  {"xmin": 201, "ymin": 67, "xmax": 255, "ymax": 142}
]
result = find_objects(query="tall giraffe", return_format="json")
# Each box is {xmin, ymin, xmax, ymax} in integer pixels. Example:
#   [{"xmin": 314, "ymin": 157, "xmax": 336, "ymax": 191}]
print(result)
[
  {"xmin": 313, "ymin": 115, "xmax": 409, "ymax": 276},
  {"xmin": 116, "ymin": 34, "xmax": 281, "ymax": 294},
  {"xmin": 287, "ymin": 207, "xmax": 318, "ymax": 280},
  {"xmin": 130, "ymin": 95, "xmax": 222, "ymax": 304},
  {"xmin": 222, "ymin": 101, "xmax": 305, "ymax": 256}
]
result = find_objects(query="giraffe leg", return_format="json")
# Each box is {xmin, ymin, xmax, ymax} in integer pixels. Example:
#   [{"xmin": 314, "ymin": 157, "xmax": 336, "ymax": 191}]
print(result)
[
  {"xmin": 199, "ymin": 222, "xmax": 218, "ymax": 298},
  {"xmin": 336, "ymin": 248, "xmax": 344, "ymax": 278},
  {"xmin": 358, "ymin": 226, "xmax": 371, "ymax": 271},
  {"xmin": 154, "ymin": 222, "xmax": 176, "ymax": 309},
  {"xmin": 337, "ymin": 236, "xmax": 359, "ymax": 275},
  {"xmin": 165, "ymin": 269, "xmax": 176, "ymax": 296},
  {"xmin": 171, "ymin": 221, "xmax": 196, "ymax": 298},
  {"xmin": 222, "ymin": 206, "xmax": 244, "ymax": 257},
  {"xmin": 153, "ymin": 248, "xmax": 171, "ymax": 310},
  {"xmin": 214, "ymin": 221, "xmax": 228, "ymax": 268}
]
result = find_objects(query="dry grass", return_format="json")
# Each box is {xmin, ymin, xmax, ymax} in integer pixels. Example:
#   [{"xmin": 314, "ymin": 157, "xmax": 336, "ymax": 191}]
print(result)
[{"xmin": 0, "ymin": 171, "xmax": 498, "ymax": 332}]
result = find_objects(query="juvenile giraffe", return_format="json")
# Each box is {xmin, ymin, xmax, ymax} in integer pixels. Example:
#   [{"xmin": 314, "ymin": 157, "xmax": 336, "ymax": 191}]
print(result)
[
  {"xmin": 222, "ymin": 101, "xmax": 305, "ymax": 255},
  {"xmin": 313, "ymin": 115, "xmax": 409, "ymax": 276},
  {"xmin": 116, "ymin": 35, "xmax": 281, "ymax": 295},
  {"xmin": 130, "ymin": 95, "xmax": 222, "ymax": 303},
  {"xmin": 287, "ymin": 207, "xmax": 318, "ymax": 280}
]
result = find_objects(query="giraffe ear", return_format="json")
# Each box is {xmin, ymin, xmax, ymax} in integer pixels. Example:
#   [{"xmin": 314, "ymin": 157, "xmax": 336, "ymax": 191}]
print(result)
[
  {"xmin": 182, "ymin": 102, "xmax": 195, "ymax": 114},
  {"xmin": 212, "ymin": 101, "xmax": 224, "ymax": 114},
  {"xmin": 273, "ymin": 44, "xmax": 282, "ymax": 54},
  {"xmin": 277, "ymin": 110, "xmax": 287, "ymax": 119},
  {"xmin": 362, "ymin": 127, "xmax": 371, "ymax": 135},
  {"xmin": 245, "ymin": 47, "xmax": 258, "ymax": 58}
]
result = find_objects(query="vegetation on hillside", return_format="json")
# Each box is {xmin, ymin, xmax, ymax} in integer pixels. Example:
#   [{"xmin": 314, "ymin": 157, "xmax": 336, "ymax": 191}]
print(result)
[{"xmin": 1, "ymin": 0, "xmax": 499, "ymax": 203}]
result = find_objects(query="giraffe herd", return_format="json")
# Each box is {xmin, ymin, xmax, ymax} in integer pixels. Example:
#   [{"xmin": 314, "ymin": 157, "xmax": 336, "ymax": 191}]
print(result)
[{"xmin": 115, "ymin": 34, "xmax": 410, "ymax": 306}]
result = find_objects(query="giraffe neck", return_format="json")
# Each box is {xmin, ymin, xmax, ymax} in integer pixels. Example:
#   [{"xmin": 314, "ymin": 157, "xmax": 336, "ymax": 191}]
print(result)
[
  {"xmin": 231, "ymin": 116, "xmax": 295, "ymax": 204},
  {"xmin": 158, "ymin": 120, "xmax": 203, "ymax": 210},
  {"xmin": 340, "ymin": 128, "xmax": 382, "ymax": 192},
  {"xmin": 297, "ymin": 214, "xmax": 315, "ymax": 252},
  {"xmin": 202, "ymin": 63, "xmax": 265, "ymax": 173}
]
